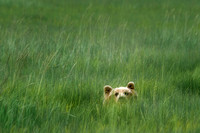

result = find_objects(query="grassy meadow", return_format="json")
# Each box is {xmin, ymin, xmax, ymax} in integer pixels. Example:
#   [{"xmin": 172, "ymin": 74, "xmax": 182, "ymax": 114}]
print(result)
[{"xmin": 1, "ymin": 0, "xmax": 200, "ymax": 132}]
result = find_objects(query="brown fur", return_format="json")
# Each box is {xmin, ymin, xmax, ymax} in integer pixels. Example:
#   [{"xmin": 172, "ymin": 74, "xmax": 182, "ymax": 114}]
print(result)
[{"xmin": 103, "ymin": 82, "xmax": 138, "ymax": 104}]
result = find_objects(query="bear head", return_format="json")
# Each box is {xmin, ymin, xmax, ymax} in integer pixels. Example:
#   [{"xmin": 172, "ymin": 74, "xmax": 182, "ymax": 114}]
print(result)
[{"xmin": 103, "ymin": 82, "xmax": 138, "ymax": 104}]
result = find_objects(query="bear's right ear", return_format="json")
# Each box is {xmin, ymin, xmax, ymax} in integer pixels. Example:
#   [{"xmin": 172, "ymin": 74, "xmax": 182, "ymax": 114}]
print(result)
[
  {"xmin": 104, "ymin": 85, "xmax": 112, "ymax": 95},
  {"xmin": 127, "ymin": 82, "xmax": 135, "ymax": 90}
]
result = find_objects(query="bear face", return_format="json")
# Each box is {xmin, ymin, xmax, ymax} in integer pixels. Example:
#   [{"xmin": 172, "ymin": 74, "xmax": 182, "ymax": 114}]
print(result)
[{"xmin": 103, "ymin": 82, "xmax": 138, "ymax": 104}]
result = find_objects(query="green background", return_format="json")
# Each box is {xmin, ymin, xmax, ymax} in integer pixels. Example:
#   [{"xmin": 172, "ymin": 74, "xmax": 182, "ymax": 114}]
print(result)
[{"xmin": 0, "ymin": 0, "xmax": 200, "ymax": 132}]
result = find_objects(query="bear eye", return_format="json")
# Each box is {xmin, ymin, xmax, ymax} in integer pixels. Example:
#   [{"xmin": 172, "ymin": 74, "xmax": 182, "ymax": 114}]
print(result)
[
  {"xmin": 124, "ymin": 92, "xmax": 129, "ymax": 96},
  {"xmin": 115, "ymin": 93, "xmax": 119, "ymax": 97}
]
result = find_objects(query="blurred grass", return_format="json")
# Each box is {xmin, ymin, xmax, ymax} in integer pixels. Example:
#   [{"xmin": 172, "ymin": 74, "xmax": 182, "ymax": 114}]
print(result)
[{"xmin": 0, "ymin": 0, "xmax": 200, "ymax": 132}]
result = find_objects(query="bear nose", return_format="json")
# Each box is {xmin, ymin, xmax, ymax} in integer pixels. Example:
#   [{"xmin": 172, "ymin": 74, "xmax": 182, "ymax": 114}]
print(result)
[
  {"xmin": 118, "ymin": 96, "xmax": 126, "ymax": 101},
  {"xmin": 118, "ymin": 96, "xmax": 126, "ymax": 100}
]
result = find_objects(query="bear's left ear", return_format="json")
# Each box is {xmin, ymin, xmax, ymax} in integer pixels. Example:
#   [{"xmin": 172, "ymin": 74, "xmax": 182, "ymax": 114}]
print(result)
[
  {"xmin": 127, "ymin": 82, "xmax": 135, "ymax": 90},
  {"xmin": 104, "ymin": 85, "xmax": 112, "ymax": 95}
]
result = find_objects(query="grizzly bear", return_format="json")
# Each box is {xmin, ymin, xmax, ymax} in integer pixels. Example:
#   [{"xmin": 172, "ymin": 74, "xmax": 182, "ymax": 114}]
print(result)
[{"xmin": 103, "ymin": 82, "xmax": 138, "ymax": 104}]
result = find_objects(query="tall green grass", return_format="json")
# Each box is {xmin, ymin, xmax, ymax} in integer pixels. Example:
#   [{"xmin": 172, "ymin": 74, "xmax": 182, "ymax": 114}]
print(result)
[{"xmin": 0, "ymin": 0, "xmax": 200, "ymax": 132}]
